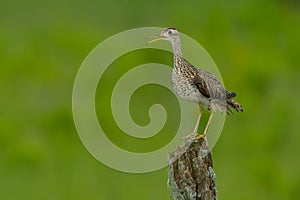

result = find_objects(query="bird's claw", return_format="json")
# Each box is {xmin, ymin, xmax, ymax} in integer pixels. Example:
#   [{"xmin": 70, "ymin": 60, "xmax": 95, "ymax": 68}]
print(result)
[
  {"xmin": 181, "ymin": 132, "xmax": 198, "ymax": 140},
  {"xmin": 193, "ymin": 133, "xmax": 206, "ymax": 140},
  {"xmin": 181, "ymin": 132, "xmax": 206, "ymax": 141}
]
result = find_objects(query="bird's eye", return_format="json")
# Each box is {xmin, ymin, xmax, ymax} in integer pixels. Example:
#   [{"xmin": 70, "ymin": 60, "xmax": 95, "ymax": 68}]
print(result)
[{"xmin": 168, "ymin": 30, "xmax": 173, "ymax": 35}]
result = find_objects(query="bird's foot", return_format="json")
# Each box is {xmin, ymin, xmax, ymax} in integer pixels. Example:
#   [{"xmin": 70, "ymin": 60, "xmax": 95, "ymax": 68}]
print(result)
[
  {"xmin": 193, "ymin": 133, "xmax": 206, "ymax": 140},
  {"xmin": 181, "ymin": 132, "xmax": 198, "ymax": 140},
  {"xmin": 181, "ymin": 132, "xmax": 206, "ymax": 141}
]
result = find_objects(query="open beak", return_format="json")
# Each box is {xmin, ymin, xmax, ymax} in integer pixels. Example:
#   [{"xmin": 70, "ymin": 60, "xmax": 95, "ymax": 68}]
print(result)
[{"xmin": 147, "ymin": 36, "xmax": 165, "ymax": 44}]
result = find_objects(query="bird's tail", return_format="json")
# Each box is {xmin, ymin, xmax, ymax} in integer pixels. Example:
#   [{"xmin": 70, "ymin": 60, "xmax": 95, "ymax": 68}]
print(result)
[{"xmin": 227, "ymin": 98, "xmax": 244, "ymax": 114}]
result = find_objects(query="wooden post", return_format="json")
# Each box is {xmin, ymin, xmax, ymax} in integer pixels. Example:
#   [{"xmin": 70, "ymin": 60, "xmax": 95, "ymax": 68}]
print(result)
[{"xmin": 168, "ymin": 136, "xmax": 217, "ymax": 200}]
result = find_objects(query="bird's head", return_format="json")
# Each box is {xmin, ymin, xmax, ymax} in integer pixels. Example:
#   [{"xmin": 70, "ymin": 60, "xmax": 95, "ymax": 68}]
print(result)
[{"xmin": 148, "ymin": 27, "xmax": 180, "ymax": 44}]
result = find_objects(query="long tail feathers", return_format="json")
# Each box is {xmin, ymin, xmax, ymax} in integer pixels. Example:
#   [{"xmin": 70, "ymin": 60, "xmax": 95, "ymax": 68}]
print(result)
[{"xmin": 227, "ymin": 98, "xmax": 244, "ymax": 115}]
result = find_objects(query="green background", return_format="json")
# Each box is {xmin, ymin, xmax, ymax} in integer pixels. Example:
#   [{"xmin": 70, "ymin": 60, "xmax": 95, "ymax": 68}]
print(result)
[{"xmin": 1, "ymin": 0, "xmax": 300, "ymax": 199}]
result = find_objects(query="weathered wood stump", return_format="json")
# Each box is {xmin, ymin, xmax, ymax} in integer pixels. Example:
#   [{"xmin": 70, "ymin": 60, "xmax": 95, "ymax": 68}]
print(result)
[{"xmin": 168, "ymin": 137, "xmax": 217, "ymax": 200}]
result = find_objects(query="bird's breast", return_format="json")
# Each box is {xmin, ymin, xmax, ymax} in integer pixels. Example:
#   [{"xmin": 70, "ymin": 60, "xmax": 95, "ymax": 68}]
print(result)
[{"xmin": 171, "ymin": 68, "xmax": 210, "ymax": 106}]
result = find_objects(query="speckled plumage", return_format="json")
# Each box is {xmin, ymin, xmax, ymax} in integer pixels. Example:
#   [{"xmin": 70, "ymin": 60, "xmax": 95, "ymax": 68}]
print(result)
[
  {"xmin": 149, "ymin": 27, "xmax": 243, "ymax": 136},
  {"xmin": 172, "ymin": 55, "xmax": 223, "ymax": 109},
  {"xmin": 167, "ymin": 29, "xmax": 243, "ymax": 114},
  {"xmin": 172, "ymin": 54, "xmax": 243, "ymax": 113}
]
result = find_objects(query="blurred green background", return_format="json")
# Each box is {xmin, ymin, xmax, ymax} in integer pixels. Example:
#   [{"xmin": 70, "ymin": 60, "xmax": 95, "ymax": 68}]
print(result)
[{"xmin": 1, "ymin": 0, "xmax": 300, "ymax": 199}]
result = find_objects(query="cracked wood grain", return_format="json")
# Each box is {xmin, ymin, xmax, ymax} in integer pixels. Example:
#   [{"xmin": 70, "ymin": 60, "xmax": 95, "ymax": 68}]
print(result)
[{"xmin": 168, "ymin": 137, "xmax": 217, "ymax": 200}]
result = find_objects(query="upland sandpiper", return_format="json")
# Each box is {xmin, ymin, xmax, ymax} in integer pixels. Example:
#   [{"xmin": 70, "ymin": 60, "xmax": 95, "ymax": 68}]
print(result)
[{"xmin": 148, "ymin": 27, "xmax": 243, "ymax": 139}]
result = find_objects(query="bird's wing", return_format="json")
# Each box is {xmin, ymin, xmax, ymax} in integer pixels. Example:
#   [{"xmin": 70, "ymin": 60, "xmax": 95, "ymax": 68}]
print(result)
[
  {"xmin": 184, "ymin": 59, "xmax": 226, "ymax": 100},
  {"xmin": 192, "ymin": 67, "xmax": 227, "ymax": 100},
  {"xmin": 192, "ymin": 73, "xmax": 211, "ymax": 98},
  {"xmin": 181, "ymin": 59, "xmax": 211, "ymax": 98}
]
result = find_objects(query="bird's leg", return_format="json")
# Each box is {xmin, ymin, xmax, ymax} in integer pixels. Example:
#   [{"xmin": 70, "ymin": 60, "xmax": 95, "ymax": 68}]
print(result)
[
  {"xmin": 202, "ymin": 108, "xmax": 214, "ymax": 137},
  {"xmin": 193, "ymin": 107, "xmax": 214, "ymax": 140},
  {"xmin": 193, "ymin": 104, "xmax": 204, "ymax": 133},
  {"xmin": 182, "ymin": 104, "xmax": 203, "ymax": 140}
]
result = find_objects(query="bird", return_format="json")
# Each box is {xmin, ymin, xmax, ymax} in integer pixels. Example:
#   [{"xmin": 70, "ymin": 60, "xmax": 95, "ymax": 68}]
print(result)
[{"xmin": 148, "ymin": 27, "xmax": 243, "ymax": 139}]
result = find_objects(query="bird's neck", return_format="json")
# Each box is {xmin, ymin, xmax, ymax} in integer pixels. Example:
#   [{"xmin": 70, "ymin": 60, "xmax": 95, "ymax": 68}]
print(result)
[{"xmin": 171, "ymin": 38, "xmax": 183, "ymax": 57}]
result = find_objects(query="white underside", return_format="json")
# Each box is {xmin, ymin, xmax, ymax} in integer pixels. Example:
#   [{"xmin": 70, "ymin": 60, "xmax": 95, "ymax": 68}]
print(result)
[{"xmin": 171, "ymin": 70, "xmax": 210, "ymax": 107}]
